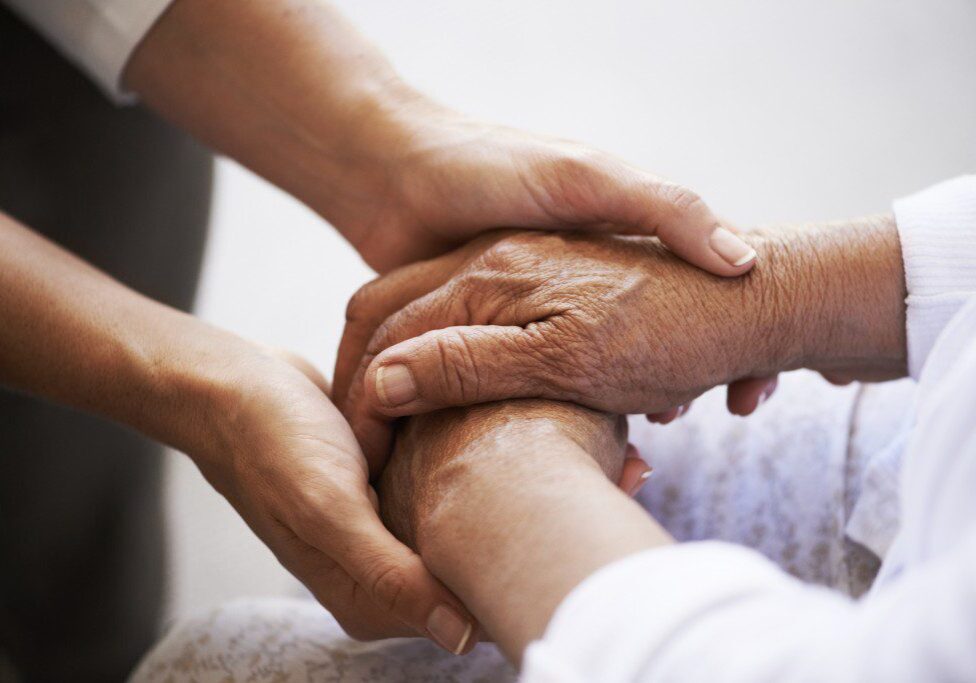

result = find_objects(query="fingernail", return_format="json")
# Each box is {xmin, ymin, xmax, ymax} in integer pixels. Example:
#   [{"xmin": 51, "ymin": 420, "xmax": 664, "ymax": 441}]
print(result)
[
  {"xmin": 427, "ymin": 604, "xmax": 473, "ymax": 655},
  {"xmin": 375, "ymin": 364, "xmax": 417, "ymax": 407},
  {"xmin": 709, "ymin": 227, "xmax": 757, "ymax": 267},
  {"xmin": 629, "ymin": 468, "xmax": 653, "ymax": 497}
]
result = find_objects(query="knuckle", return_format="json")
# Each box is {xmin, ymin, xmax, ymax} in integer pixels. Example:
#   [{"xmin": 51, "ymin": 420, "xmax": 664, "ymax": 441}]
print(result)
[
  {"xmin": 365, "ymin": 310, "xmax": 412, "ymax": 357},
  {"xmin": 476, "ymin": 239, "xmax": 521, "ymax": 271},
  {"xmin": 365, "ymin": 289, "xmax": 448, "ymax": 357},
  {"xmin": 345, "ymin": 278, "xmax": 382, "ymax": 325},
  {"xmin": 333, "ymin": 608, "xmax": 384, "ymax": 642},
  {"xmin": 477, "ymin": 233, "xmax": 553, "ymax": 272},
  {"xmin": 366, "ymin": 562, "xmax": 408, "ymax": 614},
  {"xmin": 432, "ymin": 329, "xmax": 482, "ymax": 403},
  {"xmin": 551, "ymin": 145, "xmax": 605, "ymax": 178},
  {"xmin": 523, "ymin": 318, "xmax": 598, "ymax": 400},
  {"xmin": 658, "ymin": 181, "xmax": 704, "ymax": 213},
  {"xmin": 531, "ymin": 145, "xmax": 614, "ymax": 219}
]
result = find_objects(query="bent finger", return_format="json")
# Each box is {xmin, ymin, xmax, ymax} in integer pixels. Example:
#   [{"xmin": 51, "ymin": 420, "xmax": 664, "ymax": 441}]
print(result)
[
  {"xmin": 294, "ymin": 495, "xmax": 479, "ymax": 655},
  {"xmin": 336, "ymin": 258, "xmax": 459, "ymax": 407},
  {"xmin": 727, "ymin": 376, "xmax": 778, "ymax": 416},
  {"xmin": 618, "ymin": 448, "xmax": 652, "ymax": 497}
]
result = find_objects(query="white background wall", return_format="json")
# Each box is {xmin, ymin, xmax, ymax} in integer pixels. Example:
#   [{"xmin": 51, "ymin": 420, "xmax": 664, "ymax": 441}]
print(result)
[{"xmin": 163, "ymin": 0, "xmax": 976, "ymax": 623}]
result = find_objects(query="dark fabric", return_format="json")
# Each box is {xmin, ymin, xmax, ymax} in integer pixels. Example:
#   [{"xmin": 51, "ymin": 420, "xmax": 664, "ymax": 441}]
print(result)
[{"xmin": 0, "ymin": 7, "xmax": 213, "ymax": 682}]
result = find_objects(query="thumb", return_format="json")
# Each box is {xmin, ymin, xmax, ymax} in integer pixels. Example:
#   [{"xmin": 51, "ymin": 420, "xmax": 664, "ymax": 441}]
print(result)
[
  {"xmin": 298, "ymin": 494, "xmax": 478, "ymax": 654},
  {"xmin": 565, "ymin": 161, "xmax": 757, "ymax": 277},
  {"xmin": 348, "ymin": 519, "xmax": 478, "ymax": 655},
  {"xmin": 364, "ymin": 325, "xmax": 552, "ymax": 415}
]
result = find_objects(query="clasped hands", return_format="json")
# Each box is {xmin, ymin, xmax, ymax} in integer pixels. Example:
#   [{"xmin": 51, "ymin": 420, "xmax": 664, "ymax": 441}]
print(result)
[
  {"xmin": 191, "ymin": 213, "xmax": 904, "ymax": 660},
  {"xmin": 325, "ymin": 211, "xmax": 906, "ymax": 652}
]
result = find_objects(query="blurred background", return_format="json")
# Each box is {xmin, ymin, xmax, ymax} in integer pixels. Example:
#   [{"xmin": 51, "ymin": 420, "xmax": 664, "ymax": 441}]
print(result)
[{"xmin": 164, "ymin": 0, "xmax": 976, "ymax": 623}]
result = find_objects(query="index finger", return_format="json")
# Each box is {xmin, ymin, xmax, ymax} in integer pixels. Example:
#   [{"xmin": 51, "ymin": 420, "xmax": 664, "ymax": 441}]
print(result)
[{"xmin": 335, "ymin": 258, "xmax": 454, "ymax": 409}]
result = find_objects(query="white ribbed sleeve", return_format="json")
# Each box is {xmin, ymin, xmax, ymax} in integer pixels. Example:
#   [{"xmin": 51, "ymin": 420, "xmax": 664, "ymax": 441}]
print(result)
[
  {"xmin": 2, "ymin": 0, "xmax": 174, "ymax": 102},
  {"xmin": 893, "ymin": 175, "xmax": 976, "ymax": 379}
]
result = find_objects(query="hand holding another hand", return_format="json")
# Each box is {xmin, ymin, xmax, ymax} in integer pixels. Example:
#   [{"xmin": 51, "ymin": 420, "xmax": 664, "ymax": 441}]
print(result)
[
  {"xmin": 335, "ymin": 230, "xmax": 785, "ymax": 465},
  {"xmin": 336, "ymin": 217, "xmax": 908, "ymax": 469},
  {"xmin": 343, "ymin": 107, "xmax": 759, "ymax": 277},
  {"xmin": 164, "ymin": 336, "xmax": 477, "ymax": 654}
]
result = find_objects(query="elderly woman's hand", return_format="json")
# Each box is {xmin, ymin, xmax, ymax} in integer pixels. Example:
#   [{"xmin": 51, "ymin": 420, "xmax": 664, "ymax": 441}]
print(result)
[
  {"xmin": 335, "ymin": 230, "xmax": 788, "ymax": 465},
  {"xmin": 336, "ymin": 218, "xmax": 907, "ymax": 468},
  {"xmin": 171, "ymin": 339, "xmax": 480, "ymax": 654}
]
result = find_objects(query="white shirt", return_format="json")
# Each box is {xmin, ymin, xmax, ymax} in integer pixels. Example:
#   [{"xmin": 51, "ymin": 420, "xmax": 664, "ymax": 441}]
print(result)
[
  {"xmin": 524, "ymin": 175, "xmax": 976, "ymax": 683},
  {"xmin": 2, "ymin": 0, "xmax": 173, "ymax": 101}
]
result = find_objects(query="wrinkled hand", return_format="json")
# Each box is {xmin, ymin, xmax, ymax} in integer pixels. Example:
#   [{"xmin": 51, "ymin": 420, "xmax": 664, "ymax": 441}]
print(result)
[
  {"xmin": 190, "ymin": 345, "xmax": 476, "ymax": 654},
  {"xmin": 335, "ymin": 231, "xmax": 787, "ymax": 468},
  {"xmin": 342, "ymin": 107, "xmax": 758, "ymax": 276}
]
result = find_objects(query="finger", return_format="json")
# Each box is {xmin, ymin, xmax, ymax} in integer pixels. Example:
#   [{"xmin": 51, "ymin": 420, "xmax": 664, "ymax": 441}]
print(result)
[
  {"xmin": 727, "ymin": 376, "xmax": 778, "ymax": 416},
  {"xmin": 821, "ymin": 371, "xmax": 855, "ymax": 386},
  {"xmin": 346, "ymin": 323, "xmax": 551, "ymax": 470},
  {"xmin": 292, "ymin": 491, "xmax": 479, "ymax": 655},
  {"xmin": 343, "ymin": 276, "xmax": 526, "ymax": 468},
  {"xmin": 645, "ymin": 401, "xmax": 693, "ymax": 424},
  {"xmin": 335, "ymin": 244, "xmax": 482, "ymax": 408},
  {"xmin": 545, "ymin": 158, "xmax": 757, "ymax": 276},
  {"xmin": 365, "ymin": 324, "xmax": 557, "ymax": 417},
  {"xmin": 618, "ymin": 448, "xmax": 652, "ymax": 497},
  {"xmin": 265, "ymin": 517, "xmax": 414, "ymax": 641}
]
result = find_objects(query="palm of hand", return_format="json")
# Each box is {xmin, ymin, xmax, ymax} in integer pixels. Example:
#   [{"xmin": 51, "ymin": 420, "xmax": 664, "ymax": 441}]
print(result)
[{"xmin": 194, "ymin": 353, "xmax": 466, "ymax": 642}]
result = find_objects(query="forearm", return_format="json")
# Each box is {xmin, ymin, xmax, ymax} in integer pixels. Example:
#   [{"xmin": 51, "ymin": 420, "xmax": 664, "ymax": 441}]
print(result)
[
  {"xmin": 123, "ymin": 0, "xmax": 431, "ymax": 251},
  {"xmin": 379, "ymin": 400, "xmax": 670, "ymax": 662},
  {"xmin": 0, "ymin": 211, "xmax": 264, "ymax": 460}
]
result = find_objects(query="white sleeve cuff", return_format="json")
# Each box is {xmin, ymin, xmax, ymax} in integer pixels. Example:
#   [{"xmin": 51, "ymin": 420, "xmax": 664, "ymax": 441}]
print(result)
[
  {"xmin": 893, "ymin": 175, "xmax": 976, "ymax": 379},
  {"xmin": 521, "ymin": 542, "xmax": 801, "ymax": 683},
  {"xmin": 3, "ymin": 0, "xmax": 175, "ymax": 103}
]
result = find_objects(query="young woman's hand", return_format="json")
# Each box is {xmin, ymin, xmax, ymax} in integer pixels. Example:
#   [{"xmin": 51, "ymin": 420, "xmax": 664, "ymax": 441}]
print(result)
[
  {"xmin": 337, "ymin": 107, "xmax": 759, "ymax": 276},
  {"xmin": 0, "ymin": 210, "xmax": 477, "ymax": 656},
  {"xmin": 126, "ymin": 0, "xmax": 757, "ymax": 277},
  {"xmin": 174, "ymin": 341, "xmax": 477, "ymax": 655}
]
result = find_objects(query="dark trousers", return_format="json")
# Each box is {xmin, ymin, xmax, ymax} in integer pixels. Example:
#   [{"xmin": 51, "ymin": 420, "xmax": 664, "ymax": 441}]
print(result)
[{"xmin": 0, "ymin": 9, "xmax": 213, "ymax": 682}]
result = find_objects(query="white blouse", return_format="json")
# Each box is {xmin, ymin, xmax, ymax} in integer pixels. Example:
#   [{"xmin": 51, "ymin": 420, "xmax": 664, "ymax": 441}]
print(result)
[{"xmin": 2, "ymin": 0, "xmax": 173, "ymax": 100}]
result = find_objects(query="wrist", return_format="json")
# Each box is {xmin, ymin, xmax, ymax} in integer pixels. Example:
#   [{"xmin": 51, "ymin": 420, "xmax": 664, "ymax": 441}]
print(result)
[
  {"xmin": 114, "ymin": 308, "xmax": 275, "ymax": 470},
  {"xmin": 744, "ymin": 215, "xmax": 907, "ymax": 379},
  {"xmin": 284, "ymin": 77, "xmax": 424, "ymax": 216},
  {"xmin": 379, "ymin": 401, "xmax": 617, "ymax": 552},
  {"xmin": 406, "ymin": 402, "xmax": 621, "ymax": 561},
  {"xmin": 393, "ymin": 402, "xmax": 665, "ymax": 661}
]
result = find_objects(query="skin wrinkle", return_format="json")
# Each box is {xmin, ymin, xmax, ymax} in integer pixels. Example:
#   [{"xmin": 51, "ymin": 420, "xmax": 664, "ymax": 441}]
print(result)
[
  {"xmin": 341, "ymin": 218, "xmax": 906, "ymax": 474},
  {"xmin": 336, "ymin": 218, "xmax": 908, "ymax": 658},
  {"xmin": 435, "ymin": 329, "xmax": 480, "ymax": 404},
  {"xmin": 381, "ymin": 401, "xmax": 624, "ymax": 554},
  {"xmin": 11, "ymin": 0, "xmax": 808, "ymax": 652}
]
